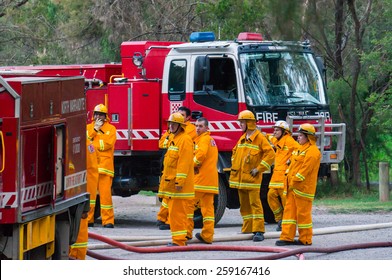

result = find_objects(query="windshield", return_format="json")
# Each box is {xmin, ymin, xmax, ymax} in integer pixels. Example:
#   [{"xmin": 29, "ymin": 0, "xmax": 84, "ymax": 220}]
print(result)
[{"xmin": 239, "ymin": 51, "xmax": 326, "ymax": 106}]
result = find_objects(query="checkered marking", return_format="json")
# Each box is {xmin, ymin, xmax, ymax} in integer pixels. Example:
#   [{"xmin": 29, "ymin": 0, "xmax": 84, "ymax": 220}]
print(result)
[{"xmin": 170, "ymin": 102, "xmax": 183, "ymax": 114}]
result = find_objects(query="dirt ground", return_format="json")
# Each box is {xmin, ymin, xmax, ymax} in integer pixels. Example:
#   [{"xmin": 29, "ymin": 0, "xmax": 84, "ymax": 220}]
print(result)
[{"xmin": 86, "ymin": 194, "xmax": 392, "ymax": 260}]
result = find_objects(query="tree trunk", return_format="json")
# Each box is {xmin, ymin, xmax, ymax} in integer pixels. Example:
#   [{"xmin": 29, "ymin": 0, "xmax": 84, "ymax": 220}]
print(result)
[{"xmin": 334, "ymin": 0, "xmax": 345, "ymax": 78}]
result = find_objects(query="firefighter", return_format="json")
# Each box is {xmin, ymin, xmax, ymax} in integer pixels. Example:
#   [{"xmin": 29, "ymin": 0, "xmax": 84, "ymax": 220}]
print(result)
[
  {"xmin": 86, "ymin": 104, "xmax": 117, "ymax": 228},
  {"xmin": 158, "ymin": 112, "xmax": 194, "ymax": 246},
  {"xmin": 275, "ymin": 123, "xmax": 321, "ymax": 246},
  {"xmin": 69, "ymin": 138, "xmax": 99, "ymax": 259},
  {"xmin": 156, "ymin": 106, "xmax": 197, "ymax": 231},
  {"xmin": 188, "ymin": 117, "xmax": 218, "ymax": 244},
  {"xmin": 266, "ymin": 120, "xmax": 299, "ymax": 231},
  {"xmin": 229, "ymin": 110, "xmax": 275, "ymax": 242}
]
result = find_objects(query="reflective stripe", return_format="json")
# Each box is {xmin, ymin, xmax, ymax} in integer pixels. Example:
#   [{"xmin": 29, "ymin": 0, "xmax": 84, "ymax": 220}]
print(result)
[{"xmin": 293, "ymin": 189, "xmax": 315, "ymax": 200}]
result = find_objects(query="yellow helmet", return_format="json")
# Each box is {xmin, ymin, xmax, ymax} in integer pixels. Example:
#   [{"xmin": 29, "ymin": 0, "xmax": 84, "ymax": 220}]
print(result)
[
  {"xmin": 298, "ymin": 123, "xmax": 317, "ymax": 144},
  {"xmin": 93, "ymin": 104, "xmax": 108, "ymax": 114},
  {"xmin": 274, "ymin": 120, "xmax": 291, "ymax": 133},
  {"xmin": 238, "ymin": 110, "xmax": 257, "ymax": 130},
  {"xmin": 298, "ymin": 123, "xmax": 316, "ymax": 135},
  {"xmin": 238, "ymin": 110, "xmax": 256, "ymax": 121},
  {"xmin": 167, "ymin": 112, "xmax": 187, "ymax": 129},
  {"xmin": 93, "ymin": 104, "xmax": 109, "ymax": 121}
]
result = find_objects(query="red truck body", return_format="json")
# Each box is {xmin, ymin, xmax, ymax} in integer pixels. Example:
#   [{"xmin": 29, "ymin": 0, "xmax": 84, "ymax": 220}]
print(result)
[
  {"xmin": 0, "ymin": 75, "xmax": 89, "ymax": 259},
  {"xmin": 0, "ymin": 32, "xmax": 346, "ymax": 226}
]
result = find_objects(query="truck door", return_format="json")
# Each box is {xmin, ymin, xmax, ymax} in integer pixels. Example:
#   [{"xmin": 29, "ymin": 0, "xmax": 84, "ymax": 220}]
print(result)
[
  {"xmin": 190, "ymin": 55, "xmax": 242, "ymax": 150},
  {"xmin": 53, "ymin": 124, "xmax": 65, "ymax": 200},
  {"xmin": 21, "ymin": 128, "xmax": 38, "ymax": 212}
]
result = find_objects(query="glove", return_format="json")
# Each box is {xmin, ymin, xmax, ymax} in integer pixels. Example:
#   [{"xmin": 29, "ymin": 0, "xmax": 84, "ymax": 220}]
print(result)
[
  {"xmin": 250, "ymin": 168, "xmax": 260, "ymax": 177},
  {"xmin": 94, "ymin": 119, "xmax": 103, "ymax": 131},
  {"xmin": 194, "ymin": 166, "xmax": 200, "ymax": 175}
]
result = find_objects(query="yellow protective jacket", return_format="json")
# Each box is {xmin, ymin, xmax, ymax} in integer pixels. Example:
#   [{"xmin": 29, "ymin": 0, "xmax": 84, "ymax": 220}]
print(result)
[
  {"xmin": 87, "ymin": 121, "xmax": 117, "ymax": 177},
  {"xmin": 159, "ymin": 122, "xmax": 196, "ymax": 149},
  {"xmin": 159, "ymin": 130, "xmax": 172, "ymax": 149},
  {"xmin": 193, "ymin": 131, "xmax": 219, "ymax": 194},
  {"xmin": 268, "ymin": 134, "xmax": 299, "ymax": 189},
  {"xmin": 185, "ymin": 121, "xmax": 197, "ymax": 141},
  {"xmin": 287, "ymin": 142, "xmax": 321, "ymax": 201},
  {"xmin": 159, "ymin": 130, "xmax": 195, "ymax": 199},
  {"xmin": 229, "ymin": 130, "xmax": 275, "ymax": 190}
]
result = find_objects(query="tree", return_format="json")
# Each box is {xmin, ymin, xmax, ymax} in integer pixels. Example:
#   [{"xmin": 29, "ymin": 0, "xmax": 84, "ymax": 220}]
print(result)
[{"xmin": 304, "ymin": 0, "xmax": 391, "ymax": 187}]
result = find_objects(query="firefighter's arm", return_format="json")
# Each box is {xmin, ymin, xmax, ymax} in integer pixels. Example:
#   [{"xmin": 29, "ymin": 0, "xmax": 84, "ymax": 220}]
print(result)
[
  {"xmin": 193, "ymin": 137, "xmax": 208, "ymax": 167},
  {"xmin": 159, "ymin": 130, "xmax": 171, "ymax": 149},
  {"xmin": 283, "ymin": 137, "xmax": 300, "ymax": 165},
  {"xmin": 97, "ymin": 124, "xmax": 117, "ymax": 151},
  {"xmin": 252, "ymin": 137, "xmax": 275, "ymax": 176},
  {"xmin": 175, "ymin": 136, "xmax": 194, "ymax": 190},
  {"xmin": 292, "ymin": 149, "xmax": 320, "ymax": 184},
  {"xmin": 86, "ymin": 124, "xmax": 97, "ymax": 141}
]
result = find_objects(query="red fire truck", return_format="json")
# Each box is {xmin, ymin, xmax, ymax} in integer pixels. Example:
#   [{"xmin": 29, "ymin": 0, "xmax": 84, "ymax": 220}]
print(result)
[
  {"xmin": 0, "ymin": 75, "xmax": 89, "ymax": 259},
  {"xmin": 0, "ymin": 32, "xmax": 346, "ymax": 226}
]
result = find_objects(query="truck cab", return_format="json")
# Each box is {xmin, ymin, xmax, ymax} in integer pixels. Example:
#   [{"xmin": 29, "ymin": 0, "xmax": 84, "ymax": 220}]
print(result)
[{"xmin": 158, "ymin": 32, "xmax": 345, "ymax": 224}]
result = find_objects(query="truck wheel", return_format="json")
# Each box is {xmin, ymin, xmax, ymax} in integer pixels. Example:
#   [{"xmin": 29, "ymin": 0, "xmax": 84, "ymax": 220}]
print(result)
[{"xmin": 193, "ymin": 174, "xmax": 227, "ymax": 228}]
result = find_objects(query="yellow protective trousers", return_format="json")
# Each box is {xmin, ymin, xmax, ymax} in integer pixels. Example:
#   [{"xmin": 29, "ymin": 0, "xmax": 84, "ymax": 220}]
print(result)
[
  {"xmin": 188, "ymin": 192, "xmax": 215, "ymax": 243},
  {"xmin": 168, "ymin": 198, "xmax": 188, "ymax": 246},
  {"xmin": 186, "ymin": 199, "xmax": 194, "ymax": 239},
  {"xmin": 279, "ymin": 189, "xmax": 313, "ymax": 245},
  {"xmin": 267, "ymin": 188, "xmax": 286, "ymax": 222},
  {"xmin": 69, "ymin": 217, "xmax": 88, "ymax": 260},
  {"xmin": 98, "ymin": 174, "xmax": 114, "ymax": 226},
  {"xmin": 87, "ymin": 174, "xmax": 98, "ymax": 223},
  {"xmin": 87, "ymin": 188, "xmax": 97, "ymax": 223},
  {"xmin": 157, "ymin": 198, "xmax": 169, "ymax": 224},
  {"xmin": 238, "ymin": 189, "xmax": 265, "ymax": 233}
]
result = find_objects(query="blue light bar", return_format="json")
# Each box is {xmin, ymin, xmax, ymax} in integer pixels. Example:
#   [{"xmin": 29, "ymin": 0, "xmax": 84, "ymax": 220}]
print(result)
[{"xmin": 190, "ymin": 32, "xmax": 216, "ymax": 43}]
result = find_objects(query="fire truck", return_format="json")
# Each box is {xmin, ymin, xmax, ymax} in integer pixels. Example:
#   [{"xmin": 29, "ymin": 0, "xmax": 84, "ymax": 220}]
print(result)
[
  {"xmin": 0, "ymin": 31, "xmax": 346, "ymax": 226},
  {"xmin": 0, "ymin": 75, "xmax": 89, "ymax": 259}
]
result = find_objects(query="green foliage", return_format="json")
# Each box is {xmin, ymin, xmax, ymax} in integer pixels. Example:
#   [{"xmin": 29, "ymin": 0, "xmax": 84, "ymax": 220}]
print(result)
[
  {"xmin": 0, "ymin": 0, "xmax": 391, "ymax": 188},
  {"xmin": 0, "ymin": 0, "xmax": 67, "ymax": 65},
  {"xmin": 314, "ymin": 190, "xmax": 392, "ymax": 214},
  {"xmin": 197, "ymin": 0, "xmax": 267, "ymax": 40}
]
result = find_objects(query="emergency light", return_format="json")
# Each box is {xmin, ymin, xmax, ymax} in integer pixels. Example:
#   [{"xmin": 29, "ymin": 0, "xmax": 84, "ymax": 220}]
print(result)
[
  {"xmin": 190, "ymin": 32, "xmax": 216, "ymax": 43},
  {"xmin": 237, "ymin": 32, "xmax": 263, "ymax": 41}
]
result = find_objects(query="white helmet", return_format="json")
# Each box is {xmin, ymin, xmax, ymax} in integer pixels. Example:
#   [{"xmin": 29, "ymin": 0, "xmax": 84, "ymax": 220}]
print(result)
[{"xmin": 274, "ymin": 120, "xmax": 290, "ymax": 133}]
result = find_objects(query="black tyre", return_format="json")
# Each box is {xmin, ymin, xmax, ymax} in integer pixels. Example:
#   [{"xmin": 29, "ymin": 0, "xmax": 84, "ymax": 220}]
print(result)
[{"xmin": 193, "ymin": 174, "xmax": 227, "ymax": 228}]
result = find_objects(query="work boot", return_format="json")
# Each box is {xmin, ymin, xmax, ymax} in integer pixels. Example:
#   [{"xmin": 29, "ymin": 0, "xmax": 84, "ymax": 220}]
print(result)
[
  {"xmin": 252, "ymin": 232, "xmax": 265, "ymax": 242},
  {"xmin": 167, "ymin": 242, "xmax": 179, "ymax": 247},
  {"xmin": 294, "ymin": 239, "xmax": 312, "ymax": 246},
  {"xmin": 103, "ymin": 223, "xmax": 114, "ymax": 228},
  {"xmin": 88, "ymin": 223, "xmax": 94, "ymax": 228},
  {"xmin": 159, "ymin": 224, "xmax": 170, "ymax": 230},
  {"xmin": 275, "ymin": 240, "xmax": 296, "ymax": 246},
  {"xmin": 276, "ymin": 220, "xmax": 282, "ymax": 231},
  {"xmin": 195, "ymin": 233, "xmax": 212, "ymax": 244},
  {"xmin": 156, "ymin": 220, "xmax": 165, "ymax": 227}
]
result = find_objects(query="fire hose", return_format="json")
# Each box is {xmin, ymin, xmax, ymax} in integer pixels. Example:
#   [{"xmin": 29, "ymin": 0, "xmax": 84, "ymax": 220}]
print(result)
[{"xmin": 86, "ymin": 222, "xmax": 392, "ymax": 260}]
